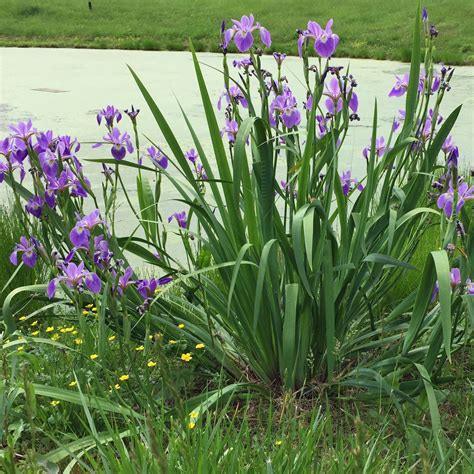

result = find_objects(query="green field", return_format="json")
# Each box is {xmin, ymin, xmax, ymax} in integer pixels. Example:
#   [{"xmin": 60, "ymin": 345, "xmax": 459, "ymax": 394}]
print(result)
[{"xmin": 0, "ymin": 0, "xmax": 473, "ymax": 64}]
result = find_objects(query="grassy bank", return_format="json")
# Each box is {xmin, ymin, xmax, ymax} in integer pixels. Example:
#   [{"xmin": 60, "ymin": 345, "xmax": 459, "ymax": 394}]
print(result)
[{"xmin": 0, "ymin": 0, "xmax": 473, "ymax": 64}]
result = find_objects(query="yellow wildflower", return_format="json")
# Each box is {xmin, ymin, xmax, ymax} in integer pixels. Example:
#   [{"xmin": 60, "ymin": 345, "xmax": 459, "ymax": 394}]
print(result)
[
  {"xmin": 51, "ymin": 334, "xmax": 60, "ymax": 341},
  {"xmin": 72, "ymin": 330, "xmax": 78, "ymax": 335},
  {"xmin": 180, "ymin": 353, "xmax": 192, "ymax": 362},
  {"xmin": 178, "ymin": 323, "xmax": 185, "ymax": 329},
  {"xmin": 135, "ymin": 345, "xmax": 144, "ymax": 352},
  {"xmin": 68, "ymin": 380, "xmax": 77, "ymax": 387},
  {"xmin": 154, "ymin": 288, "xmax": 161, "ymax": 294},
  {"xmin": 19, "ymin": 316, "xmax": 27, "ymax": 321},
  {"xmin": 118, "ymin": 374, "xmax": 129, "ymax": 382},
  {"xmin": 195, "ymin": 343, "xmax": 205, "ymax": 349},
  {"xmin": 89, "ymin": 354, "xmax": 98, "ymax": 360},
  {"xmin": 85, "ymin": 303, "xmax": 93, "ymax": 309},
  {"xmin": 275, "ymin": 440, "xmax": 283, "ymax": 446},
  {"xmin": 50, "ymin": 400, "xmax": 60, "ymax": 407},
  {"xmin": 108, "ymin": 335, "xmax": 116, "ymax": 342},
  {"xmin": 31, "ymin": 330, "xmax": 40, "ymax": 336},
  {"xmin": 30, "ymin": 320, "xmax": 38, "ymax": 326},
  {"xmin": 147, "ymin": 360, "xmax": 157, "ymax": 368},
  {"xmin": 74, "ymin": 338, "xmax": 83, "ymax": 345},
  {"xmin": 168, "ymin": 340, "xmax": 177, "ymax": 345},
  {"xmin": 60, "ymin": 326, "xmax": 75, "ymax": 333},
  {"xmin": 188, "ymin": 421, "xmax": 196, "ymax": 429},
  {"xmin": 46, "ymin": 326, "xmax": 55, "ymax": 332},
  {"xmin": 114, "ymin": 383, "xmax": 121, "ymax": 390},
  {"xmin": 17, "ymin": 346, "xmax": 24, "ymax": 351},
  {"xmin": 91, "ymin": 307, "xmax": 97, "ymax": 312}
]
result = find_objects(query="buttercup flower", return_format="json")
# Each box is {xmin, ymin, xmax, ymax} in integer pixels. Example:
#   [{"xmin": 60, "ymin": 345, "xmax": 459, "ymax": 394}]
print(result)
[
  {"xmin": 195, "ymin": 343, "xmax": 205, "ymax": 349},
  {"xmin": 147, "ymin": 360, "xmax": 157, "ymax": 368},
  {"xmin": 89, "ymin": 354, "xmax": 98, "ymax": 360},
  {"xmin": 181, "ymin": 353, "xmax": 193, "ymax": 362},
  {"xmin": 10, "ymin": 236, "xmax": 38, "ymax": 268},
  {"xmin": 118, "ymin": 374, "xmax": 129, "ymax": 381},
  {"xmin": 223, "ymin": 15, "xmax": 271, "ymax": 52},
  {"xmin": 298, "ymin": 19, "xmax": 339, "ymax": 58}
]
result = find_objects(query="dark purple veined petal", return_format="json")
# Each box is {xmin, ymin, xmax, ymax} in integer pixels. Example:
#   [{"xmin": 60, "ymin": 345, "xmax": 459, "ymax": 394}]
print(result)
[
  {"xmin": 111, "ymin": 145, "xmax": 127, "ymax": 160},
  {"xmin": 234, "ymin": 30, "xmax": 254, "ymax": 52}
]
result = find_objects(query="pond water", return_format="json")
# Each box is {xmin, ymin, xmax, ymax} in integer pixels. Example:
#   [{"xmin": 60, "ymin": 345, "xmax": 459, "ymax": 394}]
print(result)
[{"xmin": 0, "ymin": 47, "xmax": 473, "ymax": 242}]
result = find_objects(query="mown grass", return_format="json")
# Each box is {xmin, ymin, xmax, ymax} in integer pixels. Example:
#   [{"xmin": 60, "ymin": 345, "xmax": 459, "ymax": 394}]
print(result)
[
  {"xmin": 0, "ymin": 0, "xmax": 473, "ymax": 64},
  {"xmin": 2, "ymin": 309, "xmax": 472, "ymax": 472}
]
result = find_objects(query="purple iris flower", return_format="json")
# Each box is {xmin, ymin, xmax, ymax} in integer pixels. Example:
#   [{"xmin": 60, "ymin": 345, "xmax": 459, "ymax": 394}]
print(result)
[
  {"xmin": 57, "ymin": 135, "xmax": 81, "ymax": 159},
  {"xmin": 97, "ymin": 106, "xmax": 122, "ymax": 128},
  {"xmin": 437, "ymin": 180, "xmax": 474, "ymax": 218},
  {"xmin": 232, "ymin": 57, "xmax": 253, "ymax": 70},
  {"xmin": 340, "ymin": 171, "xmax": 364, "ymax": 196},
  {"xmin": 10, "ymin": 236, "xmax": 38, "ymax": 268},
  {"xmin": 9, "ymin": 120, "xmax": 37, "ymax": 143},
  {"xmin": 270, "ymin": 88, "xmax": 301, "ymax": 129},
  {"xmin": 447, "ymin": 147, "xmax": 459, "ymax": 170},
  {"xmin": 217, "ymin": 85, "xmax": 248, "ymax": 111},
  {"xmin": 388, "ymin": 74, "xmax": 410, "ymax": 97},
  {"xmin": 432, "ymin": 268, "xmax": 462, "ymax": 301},
  {"xmin": 323, "ymin": 77, "xmax": 358, "ymax": 115},
  {"xmin": 116, "ymin": 266, "xmax": 135, "ymax": 296},
  {"xmin": 70, "ymin": 175, "xmax": 90, "ymax": 198},
  {"xmin": 35, "ymin": 130, "xmax": 56, "ymax": 153},
  {"xmin": 25, "ymin": 195, "xmax": 44, "ymax": 218},
  {"xmin": 93, "ymin": 235, "xmax": 113, "ymax": 269},
  {"xmin": 47, "ymin": 261, "xmax": 101, "ymax": 298},
  {"xmin": 196, "ymin": 163, "xmax": 208, "ymax": 181},
  {"xmin": 298, "ymin": 20, "xmax": 339, "ymax": 58},
  {"xmin": 124, "ymin": 105, "xmax": 140, "ymax": 123},
  {"xmin": 422, "ymin": 7, "xmax": 428, "ymax": 22},
  {"xmin": 93, "ymin": 127, "xmax": 134, "ymax": 160},
  {"xmin": 70, "ymin": 209, "xmax": 105, "ymax": 249},
  {"xmin": 442, "ymin": 136, "xmax": 455, "ymax": 154},
  {"xmin": 145, "ymin": 146, "xmax": 168, "ymax": 170},
  {"xmin": 38, "ymin": 148, "xmax": 59, "ymax": 177},
  {"xmin": 392, "ymin": 110, "xmax": 406, "ymax": 132},
  {"xmin": 221, "ymin": 119, "xmax": 239, "ymax": 143},
  {"xmin": 136, "ymin": 276, "xmax": 172, "ymax": 299},
  {"xmin": 466, "ymin": 279, "xmax": 474, "ymax": 295},
  {"xmin": 223, "ymin": 15, "xmax": 272, "ymax": 52},
  {"xmin": 362, "ymin": 137, "xmax": 386, "ymax": 159},
  {"xmin": 0, "ymin": 161, "xmax": 8, "ymax": 183},
  {"xmin": 168, "ymin": 211, "xmax": 187, "ymax": 229},
  {"xmin": 185, "ymin": 148, "xmax": 199, "ymax": 164},
  {"xmin": 273, "ymin": 52, "xmax": 287, "ymax": 66}
]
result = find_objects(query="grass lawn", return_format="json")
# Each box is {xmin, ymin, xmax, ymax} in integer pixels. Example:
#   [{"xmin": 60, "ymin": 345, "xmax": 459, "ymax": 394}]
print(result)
[{"xmin": 0, "ymin": 0, "xmax": 473, "ymax": 64}]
